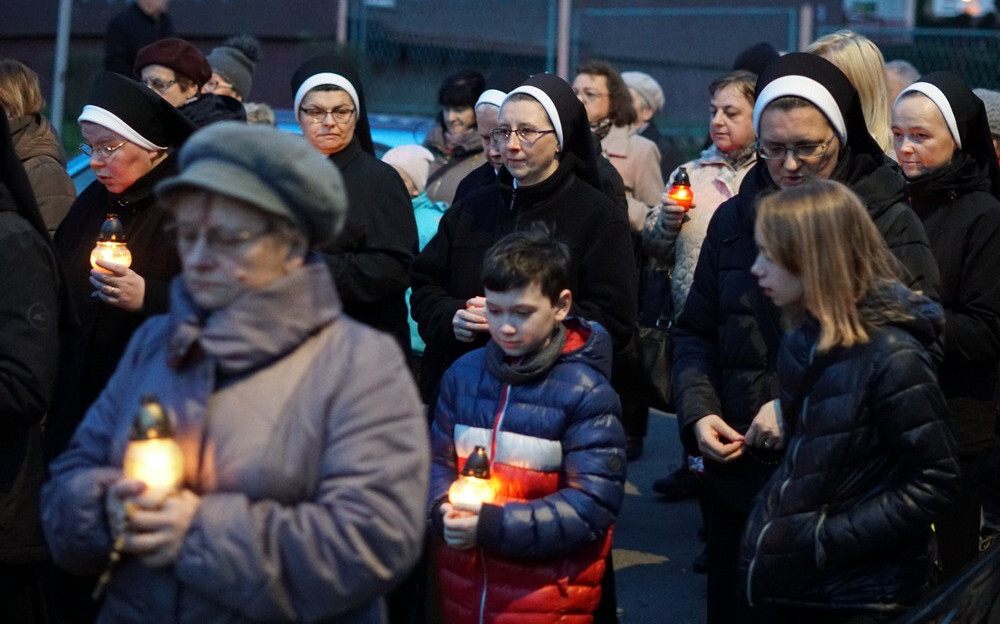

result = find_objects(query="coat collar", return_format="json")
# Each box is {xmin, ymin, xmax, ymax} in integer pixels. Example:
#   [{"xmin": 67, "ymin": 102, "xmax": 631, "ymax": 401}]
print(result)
[{"xmin": 167, "ymin": 257, "xmax": 341, "ymax": 376}]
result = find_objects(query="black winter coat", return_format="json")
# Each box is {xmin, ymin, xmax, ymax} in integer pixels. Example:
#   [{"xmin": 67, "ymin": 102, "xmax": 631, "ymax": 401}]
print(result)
[
  {"xmin": 411, "ymin": 159, "xmax": 637, "ymax": 402},
  {"xmin": 0, "ymin": 208, "xmax": 62, "ymax": 565},
  {"xmin": 740, "ymin": 285, "xmax": 960, "ymax": 612},
  {"xmin": 672, "ymin": 158, "xmax": 940, "ymax": 512},
  {"xmin": 907, "ymin": 153, "xmax": 1000, "ymax": 456},
  {"xmin": 320, "ymin": 138, "xmax": 418, "ymax": 355},
  {"xmin": 50, "ymin": 157, "xmax": 181, "ymax": 459}
]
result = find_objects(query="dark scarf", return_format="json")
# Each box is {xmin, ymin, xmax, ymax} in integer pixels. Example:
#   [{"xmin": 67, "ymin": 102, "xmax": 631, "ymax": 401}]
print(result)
[{"xmin": 484, "ymin": 323, "xmax": 567, "ymax": 385}]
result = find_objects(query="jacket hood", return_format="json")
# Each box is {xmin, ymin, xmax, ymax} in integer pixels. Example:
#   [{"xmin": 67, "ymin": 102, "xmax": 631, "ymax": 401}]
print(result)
[
  {"xmin": 861, "ymin": 280, "xmax": 944, "ymax": 358},
  {"xmin": 9, "ymin": 115, "xmax": 67, "ymax": 165},
  {"xmin": 559, "ymin": 317, "xmax": 614, "ymax": 379},
  {"xmin": 484, "ymin": 316, "xmax": 613, "ymax": 385}
]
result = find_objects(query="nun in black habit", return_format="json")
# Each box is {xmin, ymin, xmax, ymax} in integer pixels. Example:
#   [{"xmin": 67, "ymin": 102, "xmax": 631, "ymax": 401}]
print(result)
[
  {"xmin": 893, "ymin": 70, "xmax": 1000, "ymax": 580},
  {"xmin": 50, "ymin": 71, "xmax": 196, "ymax": 460},
  {"xmin": 292, "ymin": 54, "xmax": 418, "ymax": 355},
  {"xmin": 671, "ymin": 52, "xmax": 940, "ymax": 624},
  {"xmin": 410, "ymin": 72, "xmax": 637, "ymax": 403}
]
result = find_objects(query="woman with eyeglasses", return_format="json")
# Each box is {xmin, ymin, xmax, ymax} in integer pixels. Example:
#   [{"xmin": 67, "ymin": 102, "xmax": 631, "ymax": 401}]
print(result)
[
  {"xmin": 291, "ymin": 54, "xmax": 417, "ymax": 356},
  {"xmin": 892, "ymin": 71, "xmax": 1000, "ymax": 581},
  {"xmin": 671, "ymin": 53, "xmax": 940, "ymax": 624},
  {"xmin": 134, "ymin": 37, "xmax": 246, "ymax": 127},
  {"xmin": 411, "ymin": 73, "xmax": 637, "ymax": 406},
  {"xmin": 49, "ymin": 71, "xmax": 196, "ymax": 461},
  {"xmin": 43, "ymin": 122, "xmax": 429, "ymax": 623}
]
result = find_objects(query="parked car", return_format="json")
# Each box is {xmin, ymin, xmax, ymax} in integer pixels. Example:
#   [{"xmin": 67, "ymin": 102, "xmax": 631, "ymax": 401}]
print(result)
[{"xmin": 68, "ymin": 112, "xmax": 434, "ymax": 194}]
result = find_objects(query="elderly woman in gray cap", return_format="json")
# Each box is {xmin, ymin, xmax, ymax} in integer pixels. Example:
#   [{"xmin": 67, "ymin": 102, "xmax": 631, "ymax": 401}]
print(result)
[{"xmin": 42, "ymin": 122, "xmax": 430, "ymax": 624}]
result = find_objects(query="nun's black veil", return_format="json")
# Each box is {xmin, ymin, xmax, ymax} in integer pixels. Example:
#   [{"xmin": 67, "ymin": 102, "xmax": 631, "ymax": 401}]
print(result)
[
  {"xmin": 910, "ymin": 71, "xmax": 1000, "ymax": 199},
  {"xmin": 515, "ymin": 73, "xmax": 603, "ymax": 190},
  {"xmin": 291, "ymin": 53, "xmax": 375, "ymax": 156}
]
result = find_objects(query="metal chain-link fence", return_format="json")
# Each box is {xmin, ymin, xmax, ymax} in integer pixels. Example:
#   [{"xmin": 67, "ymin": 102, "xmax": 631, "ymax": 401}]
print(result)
[
  {"xmin": 344, "ymin": 1, "xmax": 807, "ymax": 160},
  {"xmin": 822, "ymin": 26, "xmax": 1000, "ymax": 89}
]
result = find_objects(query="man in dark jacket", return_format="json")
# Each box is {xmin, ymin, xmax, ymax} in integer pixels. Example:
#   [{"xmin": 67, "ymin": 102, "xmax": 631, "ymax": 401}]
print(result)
[
  {"xmin": 0, "ymin": 113, "xmax": 66, "ymax": 622},
  {"xmin": 672, "ymin": 53, "xmax": 939, "ymax": 624},
  {"xmin": 104, "ymin": 0, "xmax": 174, "ymax": 77}
]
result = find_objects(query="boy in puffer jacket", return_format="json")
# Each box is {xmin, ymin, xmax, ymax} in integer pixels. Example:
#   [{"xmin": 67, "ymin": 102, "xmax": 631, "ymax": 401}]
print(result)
[{"xmin": 427, "ymin": 225, "xmax": 627, "ymax": 624}]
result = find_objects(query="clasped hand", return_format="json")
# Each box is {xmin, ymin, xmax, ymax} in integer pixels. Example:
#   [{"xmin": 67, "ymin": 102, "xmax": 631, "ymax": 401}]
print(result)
[
  {"xmin": 106, "ymin": 478, "xmax": 201, "ymax": 568},
  {"xmin": 91, "ymin": 259, "xmax": 145, "ymax": 313},
  {"xmin": 452, "ymin": 296, "xmax": 489, "ymax": 343},
  {"xmin": 440, "ymin": 500, "xmax": 481, "ymax": 550},
  {"xmin": 694, "ymin": 400, "xmax": 785, "ymax": 463}
]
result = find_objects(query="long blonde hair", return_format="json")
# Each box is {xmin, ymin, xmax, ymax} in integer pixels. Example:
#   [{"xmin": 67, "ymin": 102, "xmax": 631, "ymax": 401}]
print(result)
[
  {"xmin": 807, "ymin": 30, "xmax": 893, "ymax": 157},
  {"xmin": 756, "ymin": 179, "xmax": 901, "ymax": 351}
]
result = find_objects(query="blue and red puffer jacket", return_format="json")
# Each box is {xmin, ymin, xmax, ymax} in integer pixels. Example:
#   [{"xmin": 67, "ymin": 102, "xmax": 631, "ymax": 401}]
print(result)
[{"xmin": 428, "ymin": 318, "xmax": 626, "ymax": 624}]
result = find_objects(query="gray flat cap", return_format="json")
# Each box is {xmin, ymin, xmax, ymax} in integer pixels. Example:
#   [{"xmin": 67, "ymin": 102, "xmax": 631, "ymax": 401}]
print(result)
[{"xmin": 156, "ymin": 122, "xmax": 347, "ymax": 246}]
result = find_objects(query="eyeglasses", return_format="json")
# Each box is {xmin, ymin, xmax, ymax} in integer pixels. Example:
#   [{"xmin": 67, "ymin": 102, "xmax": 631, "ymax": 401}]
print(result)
[
  {"xmin": 756, "ymin": 135, "xmax": 836, "ymax": 161},
  {"xmin": 573, "ymin": 88, "xmax": 608, "ymax": 103},
  {"xmin": 299, "ymin": 107, "xmax": 356, "ymax": 125},
  {"xmin": 79, "ymin": 141, "xmax": 128, "ymax": 161},
  {"xmin": 490, "ymin": 126, "xmax": 556, "ymax": 146},
  {"xmin": 143, "ymin": 78, "xmax": 177, "ymax": 94},
  {"xmin": 167, "ymin": 223, "xmax": 270, "ymax": 256},
  {"xmin": 204, "ymin": 78, "xmax": 235, "ymax": 94}
]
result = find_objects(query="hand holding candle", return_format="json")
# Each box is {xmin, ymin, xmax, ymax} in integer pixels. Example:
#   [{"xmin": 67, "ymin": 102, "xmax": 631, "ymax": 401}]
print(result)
[{"xmin": 666, "ymin": 167, "xmax": 694, "ymax": 211}]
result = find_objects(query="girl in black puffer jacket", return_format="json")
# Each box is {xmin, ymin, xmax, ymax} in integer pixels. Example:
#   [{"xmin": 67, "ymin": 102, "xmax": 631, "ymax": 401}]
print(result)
[{"xmin": 740, "ymin": 180, "xmax": 960, "ymax": 623}]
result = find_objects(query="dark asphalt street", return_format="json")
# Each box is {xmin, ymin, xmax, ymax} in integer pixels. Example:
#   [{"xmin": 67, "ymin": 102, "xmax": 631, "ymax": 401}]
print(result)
[{"xmin": 614, "ymin": 411, "xmax": 706, "ymax": 623}]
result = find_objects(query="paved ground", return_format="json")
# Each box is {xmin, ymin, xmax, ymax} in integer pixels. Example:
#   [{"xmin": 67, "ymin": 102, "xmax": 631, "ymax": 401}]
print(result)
[{"xmin": 614, "ymin": 410, "xmax": 706, "ymax": 624}]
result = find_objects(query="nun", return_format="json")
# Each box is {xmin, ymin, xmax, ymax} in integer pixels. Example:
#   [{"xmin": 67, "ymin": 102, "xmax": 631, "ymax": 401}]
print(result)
[
  {"xmin": 292, "ymin": 54, "xmax": 417, "ymax": 355},
  {"xmin": 451, "ymin": 67, "xmax": 531, "ymax": 203},
  {"xmin": 410, "ymin": 72, "xmax": 637, "ymax": 403},
  {"xmin": 893, "ymin": 71, "xmax": 1000, "ymax": 580},
  {"xmin": 671, "ymin": 52, "xmax": 940, "ymax": 624},
  {"xmin": 50, "ymin": 71, "xmax": 196, "ymax": 459}
]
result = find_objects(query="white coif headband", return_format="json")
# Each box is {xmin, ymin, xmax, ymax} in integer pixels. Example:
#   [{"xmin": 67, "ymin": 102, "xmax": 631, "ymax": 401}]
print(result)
[
  {"xmin": 78, "ymin": 105, "xmax": 166, "ymax": 151},
  {"xmin": 476, "ymin": 89, "xmax": 507, "ymax": 109},
  {"xmin": 896, "ymin": 82, "xmax": 962, "ymax": 150},
  {"xmin": 294, "ymin": 73, "xmax": 360, "ymax": 117},
  {"xmin": 754, "ymin": 75, "xmax": 847, "ymax": 144},
  {"xmin": 503, "ymin": 85, "xmax": 563, "ymax": 149}
]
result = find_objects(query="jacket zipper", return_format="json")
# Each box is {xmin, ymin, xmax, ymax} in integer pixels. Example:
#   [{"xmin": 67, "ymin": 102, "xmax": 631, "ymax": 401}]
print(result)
[
  {"xmin": 477, "ymin": 384, "xmax": 509, "ymax": 623},
  {"xmin": 749, "ymin": 342, "xmax": 817, "ymax": 606}
]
